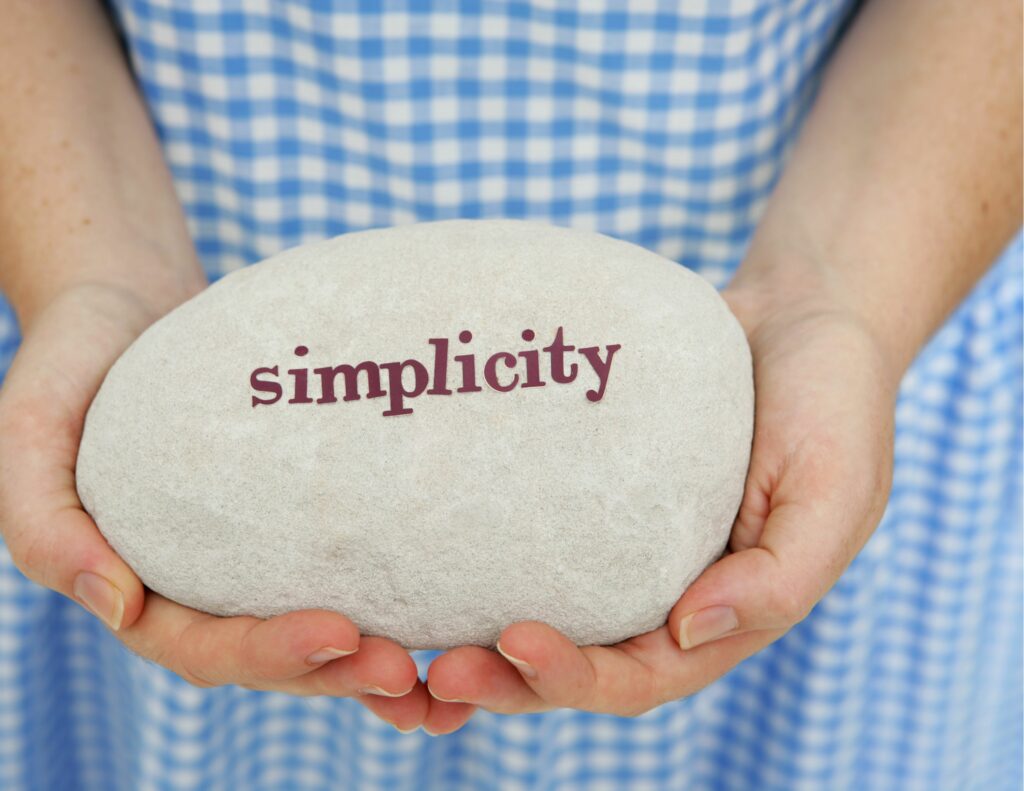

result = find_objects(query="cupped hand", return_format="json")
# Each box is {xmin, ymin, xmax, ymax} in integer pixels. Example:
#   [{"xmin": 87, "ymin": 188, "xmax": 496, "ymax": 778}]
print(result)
[
  {"xmin": 0, "ymin": 282, "xmax": 474, "ymax": 735},
  {"xmin": 426, "ymin": 283, "xmax": 899, "ymax": 720}
]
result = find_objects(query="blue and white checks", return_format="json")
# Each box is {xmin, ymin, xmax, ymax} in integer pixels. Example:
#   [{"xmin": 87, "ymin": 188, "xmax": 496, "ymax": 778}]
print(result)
[{"xmin": 1, "ymin": 1, "xmax": 1021, "ymax": 789}]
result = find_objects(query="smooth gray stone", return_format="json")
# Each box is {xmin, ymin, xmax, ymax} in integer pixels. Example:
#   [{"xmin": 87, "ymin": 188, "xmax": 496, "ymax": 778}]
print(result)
[{"xmin": 76, "ymin": 219, "xmax": 754, "ymax": 650}]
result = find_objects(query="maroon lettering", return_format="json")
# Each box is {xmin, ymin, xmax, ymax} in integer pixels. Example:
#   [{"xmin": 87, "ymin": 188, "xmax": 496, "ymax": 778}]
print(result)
[
  {"xmin": 578, "ymin": 344, "xmax": 621, "ymax": 402},
  {"xmin": 250, "ymin": 366, "xmax": 282, "ymax": 407},
  {"xmin": 379, "ymin": 359, "xmax": 430, "ymax": 417},
  {"xmin": 518, "ymin": 329, "xmax": 545, "ymax": 388},
  {"xmin": 426, "ymin": 337, "xmax": 452, "ymax": 395},
  {"xmin": 544, "ymin": 326, "xmax": 577, "ymax": 384},
  {"xmin": 249, "ymin": 327, "xmax": 621, "ymax": 417},
  {"xmin": 314, "ymin": 361, "xmax": 385, "ymax": 403},
  {"xmin": 287, "ymin": 345, "xmax": 313, "ymax": 403},
  {"xmin": 454, "ymin": 330, "xmax": 482, "ymax": 393},
  {"xmin": 483, "ymin": 352, "xmax": 520, "ymax": 392}
]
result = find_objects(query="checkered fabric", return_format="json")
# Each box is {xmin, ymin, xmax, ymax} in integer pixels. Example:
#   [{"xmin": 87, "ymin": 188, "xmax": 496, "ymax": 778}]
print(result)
[{"xmin": 1, "ymin": 1, "xmax": 1021, "ymax": 789}]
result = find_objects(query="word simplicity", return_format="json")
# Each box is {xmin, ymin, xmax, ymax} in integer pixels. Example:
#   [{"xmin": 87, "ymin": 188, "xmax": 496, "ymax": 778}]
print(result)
[{"xmin": 249, "ymin": 327, "xmax": 622, "ymax": 417}]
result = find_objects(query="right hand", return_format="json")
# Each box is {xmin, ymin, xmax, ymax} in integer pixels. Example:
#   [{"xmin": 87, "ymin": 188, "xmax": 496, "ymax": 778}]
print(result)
[{"xmin": 0, "ymin": 281, "xmax": 475, "ymax": 736}]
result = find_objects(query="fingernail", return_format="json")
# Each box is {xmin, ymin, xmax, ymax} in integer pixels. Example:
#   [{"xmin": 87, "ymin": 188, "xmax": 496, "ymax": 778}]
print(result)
[
  {"xmin": 496, "ymin": 642, "xmax": 537, "ymax": 679},
  {"xmin": 426, "ymin": 686, "xmax": 464, "ymax": 703},
  {"xmin": 393, "ymin": 723, "xmax": 420, "ymax": 734},
  {"xmin": 422, "ymin": 726, "xmax": 441, "ymax": 737},
  {"xmin": 678, "ymin": 606, "xmax": 739, "ymax": 650},
  {"xmin": 73, "ymin": 572, "xmax": 124, "ymax": 631},
  {"xmin": 305, "ymin": 646, "xmax": 357, "ymax": 665},
  {"xmin": 358, "ymin": 686, "xmax": 409, "ymax": 697}
]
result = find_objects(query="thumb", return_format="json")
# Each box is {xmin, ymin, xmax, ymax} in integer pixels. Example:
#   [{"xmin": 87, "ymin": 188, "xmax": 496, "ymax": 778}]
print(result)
[
  {"xmin": 4, "ymin": 502, "xmax": 146, "ymax": 633},
  {"xmin": 0, "ymin": 420, "xmax": 146, "ymax": 632},
  {"xmin": 33, "ymin": 507, "xmax": 147, "ymax": 632},
  {"xmin": 668, "ymin": 500, "xmax": 854, "ymax": 650}
]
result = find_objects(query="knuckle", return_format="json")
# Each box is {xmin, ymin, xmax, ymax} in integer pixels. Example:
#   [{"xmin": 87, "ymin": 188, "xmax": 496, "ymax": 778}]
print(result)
[
  {"xmin": 175, "ymin": 648, "xmax": 220, "ymax": 689},
  {"xmin": 615, "ymin": 684, "xmax": 666, "ymax": 717},
  {"xmin": 168, "ymin": 621, "xmax": 221, "ymax": 690},
  {"xmin": 593, "ymin": 654, "xmax": 664, "ymax": 718},
  {"xmin": 236, "ymin": 619, "xmax": 269, "ymax": 678},
  {"xmin": 770, "ymin": 577, "xmax": 814, "ymax": 626},
  {"xmin": 617, "ymin": 700, "xmax": 656, "ymax": 718},
  {"xmin": 562, "ymin": 661, "xmax": 601, "ymax": 710},
  {"xmin": 304, "ymin": 676, "xmax": 330, "ymax": 698},
  {"xmin": 3, "ymin": 534, "xmax": 29, "ymax": 576},
  {"xmin": 562, "ymin": 684, "xmax": 592, "ymax": 711},
  {"xmin": 299, "ymin": 676, "xmax": 330, "ymax": 698},
  {"xmin": 179, "ymin": 668, "xmax": 218, "ymax": 690},
  {"xmin": 637, "ymin": 675, "xmax": 679, "ymax": 717},
  {"xmin": 286, "ymin": 665, "xmax": 330, "ymax": 698},
  {"xmin": 5, "ymin": 531, "xmax": 46, "ymax": 586}
]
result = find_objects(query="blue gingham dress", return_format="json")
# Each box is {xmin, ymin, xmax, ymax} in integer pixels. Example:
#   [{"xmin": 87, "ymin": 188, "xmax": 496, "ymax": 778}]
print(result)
[{"xmin": 1, "ymin": 2, "xmax": 1021, "ymax": 789}]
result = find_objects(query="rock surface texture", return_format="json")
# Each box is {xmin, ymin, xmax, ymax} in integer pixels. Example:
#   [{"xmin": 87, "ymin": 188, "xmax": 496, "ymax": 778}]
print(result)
[{"xmin": 76, "ymin": 219, "xmax": 754, "ymax": 650}]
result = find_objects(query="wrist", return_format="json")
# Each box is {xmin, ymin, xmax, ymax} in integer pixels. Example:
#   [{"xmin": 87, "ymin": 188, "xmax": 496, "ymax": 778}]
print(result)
[
  {"xmin": 9, "ymin": 246, "xmax": 206, "ymax": 337},
  {"xmin": 724, "ymin": 254, "xmax": 910, "ymax": 392}
]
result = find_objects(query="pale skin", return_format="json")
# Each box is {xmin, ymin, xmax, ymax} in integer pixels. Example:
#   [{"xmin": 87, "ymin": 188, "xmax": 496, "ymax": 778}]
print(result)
[{"xmin": 0, "ymin": 0, "xmax": 1019, "ymax": 736}]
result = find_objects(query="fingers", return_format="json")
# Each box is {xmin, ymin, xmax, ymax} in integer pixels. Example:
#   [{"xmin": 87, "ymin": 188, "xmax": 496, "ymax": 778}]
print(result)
[
  {"xmin": 2, "ymin": 494, "xmax": 146, "ymax": 632},
  {"xmin": 111, "ymin": 593, "xmax": 453, "ymax": 733},
  {"xmin": 427, "ymin": 644, "xmax": 549, "ymax": 714},
  {"xmin": 429, "ymin": 623, "xmax": 669, "ymax": 717},
  {"xmin": 119, "ymin": 593, "xmax": 415, "ymax": 695},
  {"xmin": 355, "ymin": 681, "xmax": 477, "ymax": 735},
  {"xmin": 495, "ymin": 622, "xmax": 664, "ymax": 716},
  {"xmin": 167, "ymin": 603, "xmax": 361, "ymax": 685},
  {"xmin": 356, "ymin": 681, "xmax": 433, "ymax": 732},
  {"xmin": 422, "ymin": 697, "xmax": 477, "ymax": 736},
  {"xmin": 291, "ymin": 636, "xmax": 420, "ymax": 697},
  {"xmin": 303, "ymin": 644, "xmax": 477, "ymax": 735},
  {"xmin": 429, "ymin": 620, "xmax": 789, "ymax": 717}
]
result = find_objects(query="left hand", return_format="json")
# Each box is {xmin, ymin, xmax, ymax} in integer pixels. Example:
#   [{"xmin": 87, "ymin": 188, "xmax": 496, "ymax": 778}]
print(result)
[
  {"xmin": 425, "ymin": 282, "xmax": 899, "ymax": 720},
  {"xmin": 0, "ymin": 283, "xmax": 475, "ymax": 737}
]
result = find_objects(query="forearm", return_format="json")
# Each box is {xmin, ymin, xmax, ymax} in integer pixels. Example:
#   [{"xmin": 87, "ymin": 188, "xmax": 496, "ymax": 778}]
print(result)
[
  {"xmin": 730, "ymin": 0, "xmax": 1022, "ymax": 381},
  {"xmin": 0, "ymin": 0, "xmax": 206, "ymax": 332}
]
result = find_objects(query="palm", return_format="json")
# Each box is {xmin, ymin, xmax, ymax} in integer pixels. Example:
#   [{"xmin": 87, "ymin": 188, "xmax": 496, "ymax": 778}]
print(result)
[{"xmin": 427, "ymin": 287, "xmax": 898, "ymax": 716}]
